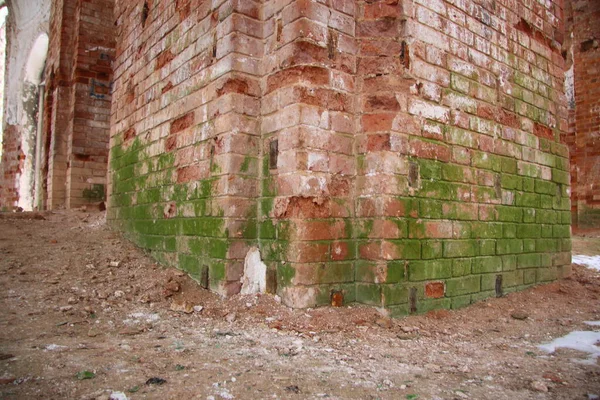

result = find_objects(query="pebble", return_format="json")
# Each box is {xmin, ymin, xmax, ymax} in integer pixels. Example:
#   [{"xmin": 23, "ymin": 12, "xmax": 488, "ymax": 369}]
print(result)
[
  {"xmin": 170, "ymin": 300, "xmax": 194, "ymax": 314},
  {"xmin": 531, "ymin": 380, "xmax": 548, "ymax": 392},
  {"xmin": 425, "ymin": 363, "xmax": 442, "ymax": 373},
  {"xmin": 109, "ymin": 261, "xmax": 121, "ymax": 268},
  {"xmin": 193, "ymin": 305, "xmax": 204, "ymax": 313},
  {"xmin": 375, "ymin": 318, "xmax": 393, "ymax": 329},
  {"xmin": 511, "ymin": 311, "xmax": 529, "ymax": 320},
  {"xmin": 60, "ymin": 305, "xmax": 73, "ymax": 312},
  {"xmin": 226, "ymin": 313, "xmax": 237, "ymax": 323}
]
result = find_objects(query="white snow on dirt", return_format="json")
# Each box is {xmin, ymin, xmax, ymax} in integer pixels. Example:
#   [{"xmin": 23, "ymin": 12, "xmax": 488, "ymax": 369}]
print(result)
[
  {"xmin": 572, "ymin": 255, "xmax": 600, "ymax": 271},
  {"xmin": 538, "ymin": 324, "xmax": 600, "ymax": 365}
]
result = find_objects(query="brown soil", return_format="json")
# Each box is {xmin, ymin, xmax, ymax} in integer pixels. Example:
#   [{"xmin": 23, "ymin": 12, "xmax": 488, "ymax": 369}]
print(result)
[{"xmin": 0, "ymin": 210, "xmax": 599, "ymax": 399}]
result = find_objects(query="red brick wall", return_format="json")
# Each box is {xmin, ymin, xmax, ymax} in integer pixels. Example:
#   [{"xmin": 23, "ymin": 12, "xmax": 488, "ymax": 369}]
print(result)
[
  {"xmin": 109, "ymin": 0, "xmax": 571, "ymax": 313},
  {"xmin": 38, "ymin": 0, "xmax": 115, "ymax": 210},
  {"xmin": 568, "ymin": 0, "xmax": 600, "ymax": 227},
  {"xmin": 66, "ymin": 0, "xmax": 115, "ymax": 208}
]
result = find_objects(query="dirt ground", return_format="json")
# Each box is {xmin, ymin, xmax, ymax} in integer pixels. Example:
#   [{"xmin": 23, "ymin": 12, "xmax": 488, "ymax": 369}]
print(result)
[{"xmin": 0, "ymin": 210, "xmax": 599, "ymax": 400}]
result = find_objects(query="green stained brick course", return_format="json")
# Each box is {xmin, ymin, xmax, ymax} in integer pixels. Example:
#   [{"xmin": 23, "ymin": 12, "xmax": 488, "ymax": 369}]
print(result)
[
  {"xmin": 446, "ymin": 276, "xmax": 481, "ymax": 296},
  {"xmin": 443, "ymin": 240, "xmax": 478, "ymax": 258},
  {"xmin": 472, "ymin": 257, "xmax": 503, "ymax": 274},
  {"xmin": 409, "ymin": 260, "xmax": 452, "ymax": 281}
]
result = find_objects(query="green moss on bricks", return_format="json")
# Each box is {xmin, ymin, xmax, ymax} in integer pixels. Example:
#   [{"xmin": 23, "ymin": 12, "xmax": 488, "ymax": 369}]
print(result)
[
  {"xmin": 451, "ymin": 295, "xmax": 472, "ymax": 309},
  {"xmin": 382, "ymin": 284, "xmax": 409, "ymax": 306},
  {"xmin": 422, "ymin": 241, "xmax": 443, "ymax": 259},
  {"xmin": 408, "ymin": 260, "xmax": 452, "ymax": 281},
  {"xmin": 453, "ymin": 259, "xmax": 472, "ymax": 276},
  {"xmin": 443, "ymin": 240, "xmax": 478, "ymax": 258},
  {"xmin": 419, "ymin": 199, "xmax": 443, "ymax": 218},
  {"xmin": 479, "ymin": 239, "xmax": 496, "ymax": 255},
  {"xmin": 277, "ymin": 263, "xmax": 296, "ymax": 287},
  {"xmin": 472, "ymin": 257, "xmax": 503, "ymax": 274},
  {"xmin": 446, "ymin": 276, "xmax": 481, "ymax": 296},
  {"xmin": 417, "ymin": 159, "xmax": 442, "ymax": 180},
  {"xmin": 356, "ymin": 283, "xmax": 382, "ymax": 306},
  {"xmin": 472, "ymin": 152, "xmax": 502, "ymax": 171},
  {"xmin": 471, "ymin": 222, "xmax": 503, "ymax": 239},
  {"xmin": 419, "ymin": 181, "xmax": 469, "ymax": 201},
  {"xmin": 496, "ymin": 239, "xmax": 524, "ymax": 254},
  {"xmin": 415, "ymin": 298, "xmax": 452, "ymax": 314}
]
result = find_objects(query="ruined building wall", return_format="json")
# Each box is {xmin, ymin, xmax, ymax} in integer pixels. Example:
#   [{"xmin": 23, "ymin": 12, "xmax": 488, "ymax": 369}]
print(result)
[
  {"xmin": 0, "ymin": 0, "xmax": 114, "ymax": 211},
  {"xmin": 567, "ymin": 0, "xmax": 600, "ymax": 228},
  {"xmin": 109, "ymin": 0, "xmax": 571, "ymax": 314}
]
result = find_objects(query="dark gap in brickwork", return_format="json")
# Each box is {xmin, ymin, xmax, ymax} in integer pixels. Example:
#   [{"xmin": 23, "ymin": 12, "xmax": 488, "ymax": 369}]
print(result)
[
  {"xmin": 269, "ymin": 139, "xmax": 278, "ymax": 170},
  {"xmin": 141, "ymin": 1, "xmax": 150, "ymax": 27},
  {"xmin": 212, "ymin": 33, "xmax": 217, "ymax": 59},
  {"xmin": 266, "ymin": 269, "xmax": 277, "ymax": 294},
  {"xmin": 581, "ymin": 39, "xmax": 595, "ymax": 52},
  {"xmin": 200, "ymin": 265, "xmax": 209, "ymax": 289},
  {"xmin": 400, "ymin": 41, "xmax": 410, "ymax": 69},
  {"xmin": 409, "ymin": 287, "xmax": 417, "ymax": 314},
  {"xmin": 495, "ymin": 275, "xmax": 503, "ymax": 297}
]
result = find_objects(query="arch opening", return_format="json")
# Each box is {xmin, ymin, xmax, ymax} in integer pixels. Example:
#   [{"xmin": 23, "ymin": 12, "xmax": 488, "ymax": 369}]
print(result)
[{"xmin": 18, "ymin": 32, "xmax": 48, "ymax": 210}]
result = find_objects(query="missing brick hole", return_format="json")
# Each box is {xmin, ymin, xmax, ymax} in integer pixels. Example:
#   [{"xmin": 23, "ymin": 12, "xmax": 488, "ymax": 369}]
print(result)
[
  {"xmin": 495, "ymin": 274, "xmax": 503, "ymax": 297},
  {"xmin": 141, "ymin": 1, "xmax": 150, "ymax": 27}
]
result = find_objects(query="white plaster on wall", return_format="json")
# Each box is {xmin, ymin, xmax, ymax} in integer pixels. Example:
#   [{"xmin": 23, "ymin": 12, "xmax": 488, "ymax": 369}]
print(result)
[
  {"xmin": 2, "ymin": 0, "xmax": 50, "ymax": 210},
  {"xmin": 16, "ymin": 33, "xmax": 48, "ymax": 210},
  {"xmin": 240, "ymin": 247, "xmax": 267, "ymax": 295},
  {"xmin": 0, "ymin": 6, "xmax": 8, "ymax": 158}
]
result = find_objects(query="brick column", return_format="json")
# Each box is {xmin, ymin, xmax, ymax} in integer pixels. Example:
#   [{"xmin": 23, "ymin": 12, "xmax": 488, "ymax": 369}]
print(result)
[{"xmin": 260, "ymin": 0, "xmax": 357, "ymax": 308}]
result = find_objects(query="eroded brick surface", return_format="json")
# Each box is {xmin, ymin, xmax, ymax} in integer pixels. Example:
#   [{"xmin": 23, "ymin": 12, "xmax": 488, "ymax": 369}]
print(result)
[{"xmin": 107, "ymin": 0, "xmax": 572, "ymax": 314}]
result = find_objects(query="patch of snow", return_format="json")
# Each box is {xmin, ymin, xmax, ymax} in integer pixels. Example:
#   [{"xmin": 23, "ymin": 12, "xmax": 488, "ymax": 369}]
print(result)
[
  {"xmin": 572, "ymin": 255, "xmax": 600, "ymax": 271},
  {"xmin": 124, "ymin": 312, "xmax": 159, "ymax": 325},
  {"xmin": 538, "ymin": 330, "xmax": 600, "ymax": 365},
  {"xmin": 44, "ymin": 344, "xmax": 67, "ymax": 351},
  {"xmin": 585, "ymin": 321, "xmax": 600, "ymax": 327},
  {"xmin": 109, "ymin": 392, "xmax": 128, "ymax": 400}
]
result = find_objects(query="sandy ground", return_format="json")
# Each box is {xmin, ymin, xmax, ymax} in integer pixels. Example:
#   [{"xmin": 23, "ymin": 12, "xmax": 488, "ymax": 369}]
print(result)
[{"xmin": 0, "ymin": 210, "xmax": 599, "ymax": 400}]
